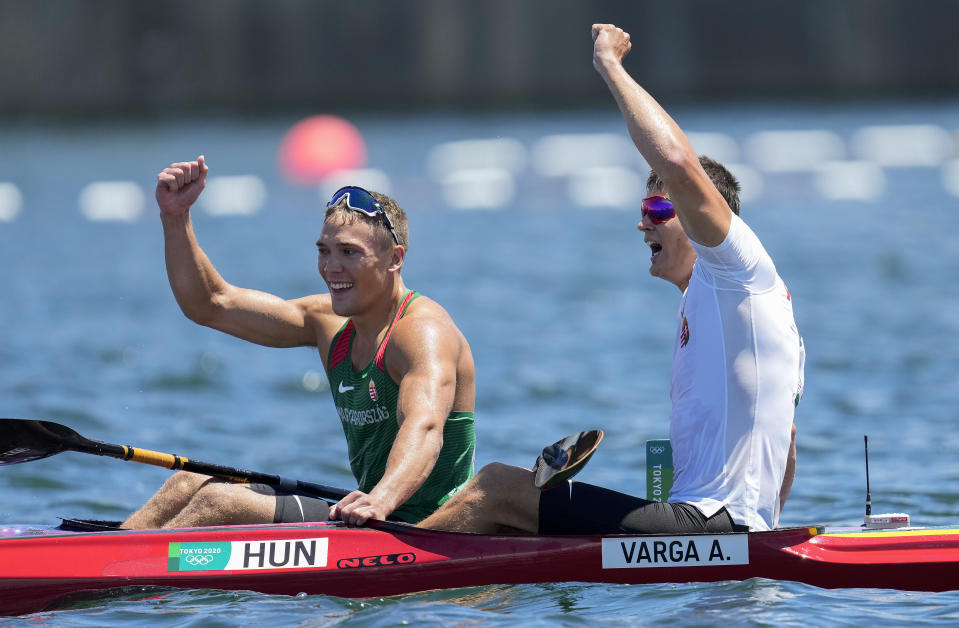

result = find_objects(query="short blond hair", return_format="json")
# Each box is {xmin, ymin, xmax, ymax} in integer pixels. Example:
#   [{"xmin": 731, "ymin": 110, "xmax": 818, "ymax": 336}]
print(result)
[{"xmin": 324, "ymin": 190, "xmax": 409, "ymax": 251}]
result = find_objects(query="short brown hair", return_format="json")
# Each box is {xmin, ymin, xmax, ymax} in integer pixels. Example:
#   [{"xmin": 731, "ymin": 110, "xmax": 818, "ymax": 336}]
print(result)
[
  {"xmin": 646, "ymin": 156, "xmax": 741, "ymax": 216},
  {"xmin": 325, "ymin": 190, "xmax": 410, "ymax": 251}
]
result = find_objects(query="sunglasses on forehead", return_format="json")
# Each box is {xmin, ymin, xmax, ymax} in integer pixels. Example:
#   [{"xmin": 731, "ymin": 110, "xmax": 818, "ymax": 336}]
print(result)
[
  {"xmin": 641, "ymin": 194, "xmax": 676, "ymax": 224},
  {"xmin": 327, "ymin": 186, "xmax": 400, "ymax": 245}
]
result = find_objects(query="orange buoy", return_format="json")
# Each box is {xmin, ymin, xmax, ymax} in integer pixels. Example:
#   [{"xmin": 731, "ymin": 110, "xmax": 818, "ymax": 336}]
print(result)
[{"xmin": 278, "ymin": 115, "xmax": 367, "ymax": 185}]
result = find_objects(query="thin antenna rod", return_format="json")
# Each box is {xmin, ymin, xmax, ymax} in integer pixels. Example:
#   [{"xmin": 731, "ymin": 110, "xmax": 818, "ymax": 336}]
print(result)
[{"xmin": 864, "ymin": 434, "xmax": 872, "ymax": 517}]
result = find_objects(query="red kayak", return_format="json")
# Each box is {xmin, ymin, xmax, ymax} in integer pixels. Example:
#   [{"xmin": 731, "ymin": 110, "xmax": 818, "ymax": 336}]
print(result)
[{"xmin": 2, "ymin": 520, "xmax": 959, "ymax": 616}]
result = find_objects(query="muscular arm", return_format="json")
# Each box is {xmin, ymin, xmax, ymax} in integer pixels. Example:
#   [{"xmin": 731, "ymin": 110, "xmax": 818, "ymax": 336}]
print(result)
[
  {"xmin": 156, "ymin": 156, "xmax": 330, "ymax": 348},
  {"xmin": 591, "ymin": 24, "xmax": 731, "ymax": 246},
  {"xmin": 331, "ymin": 312, "xmax": 461, "ymax": 525}
]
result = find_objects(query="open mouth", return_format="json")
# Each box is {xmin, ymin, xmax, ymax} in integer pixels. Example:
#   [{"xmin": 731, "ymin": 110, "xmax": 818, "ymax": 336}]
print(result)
[
  {"xmin": 328, "ymin": 281, "xmax": 354, "ymax": 292},
  {"xmin": 647, "ymin": 241, "xmax": 663, "ymax": 258}
]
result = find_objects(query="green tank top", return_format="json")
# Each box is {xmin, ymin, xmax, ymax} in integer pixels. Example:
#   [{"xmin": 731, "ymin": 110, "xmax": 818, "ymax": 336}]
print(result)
[{"xmin": 325, "ymin": 290, "xmax": 475, "ymax": 523}]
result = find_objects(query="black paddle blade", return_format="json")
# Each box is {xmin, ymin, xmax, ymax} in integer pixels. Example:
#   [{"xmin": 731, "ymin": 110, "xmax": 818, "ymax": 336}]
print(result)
[
  {"xmin": 0, "ymin": 418, "xmax": 77, "ymax": 465},
  {"xmin": 533, "ymin": 429, "xmax": 604, "ymax": 490}
]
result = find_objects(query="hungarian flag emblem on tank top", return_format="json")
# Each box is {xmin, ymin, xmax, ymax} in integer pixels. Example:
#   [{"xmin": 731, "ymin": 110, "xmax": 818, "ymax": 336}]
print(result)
[
  {"xmin": 680, "ymin": 315, "xmax": 690, "ymax": 348},
  {"xmin": 369, "ymin": 379, "xmax": 379, "ymax": 402}
]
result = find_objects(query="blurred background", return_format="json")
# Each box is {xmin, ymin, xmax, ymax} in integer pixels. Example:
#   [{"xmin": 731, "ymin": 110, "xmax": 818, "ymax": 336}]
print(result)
[
  {"xmin": 1, "ymin": 0, "xmax": 958, "ymax": 219},
  {"xmin": 3, "ymin": 0, "xmax": 959, "ymax": 115}
]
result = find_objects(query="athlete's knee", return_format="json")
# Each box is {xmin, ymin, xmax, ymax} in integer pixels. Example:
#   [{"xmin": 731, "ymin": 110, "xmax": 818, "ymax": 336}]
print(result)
[
  {"xmin": 166, "ymin": 471, "xmax": 211, "ymax": 493},
  {"xmin": 184, "ymin": 481, "xmax": 240, "ymax": 519},
  {"xmin": 475, "ymin": 462, "xmax": 523, "ymax": 485},
  {"xmin": 445, "ymin": 463, "xmax": 533, "ymax": 509},
  {"xmin": 449, "ymin": 463, "xmax": 509, "ymax": 505},
  {"xmin": 474, "ymin": 463, "xmax": 533, "ymax": 499},
  {"xmin": 473, "ymin": 462, "xmax": 539, "ymax": 530},
  {"xmin": 162, "ymin": 471, "xmax": 210, "ymax": 497},
  {"xmin": 193, "ymin": 480, "xmax": 237, "ymax": 503}
]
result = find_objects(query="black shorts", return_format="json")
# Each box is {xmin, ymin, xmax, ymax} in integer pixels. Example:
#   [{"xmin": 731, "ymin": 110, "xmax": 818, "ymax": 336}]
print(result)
[
  {"xmin": 274, "ymin": 493, "xmax": 331, "ymax": 523},
  {"xmin": 250, "ymin": 484, "xmax": 331, "ymax": 523},
  {"xmin": 538, "ymin": 481, "xmax": 748, "ymax": 535}
]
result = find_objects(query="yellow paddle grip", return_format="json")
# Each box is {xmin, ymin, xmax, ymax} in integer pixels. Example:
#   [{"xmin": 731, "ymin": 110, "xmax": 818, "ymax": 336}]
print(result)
[{"xmin": 123, "ymin": 446, "xmax": 188, "ymax": 470}]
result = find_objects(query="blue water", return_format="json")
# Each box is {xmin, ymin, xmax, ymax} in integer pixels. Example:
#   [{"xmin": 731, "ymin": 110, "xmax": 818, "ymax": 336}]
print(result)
[{"xmin": 2, "ymin": 101, "xmax": 959, "ymax": 625}]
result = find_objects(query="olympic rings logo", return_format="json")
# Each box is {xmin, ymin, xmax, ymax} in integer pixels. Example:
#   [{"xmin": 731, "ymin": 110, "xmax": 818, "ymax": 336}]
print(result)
[
  {"xmin": 184, "ymin": 554, "xmax": 215, "ymax": 566},
  {"xmin": 649, "ymin": 446, "xmax": 665, "ymax": 455}
]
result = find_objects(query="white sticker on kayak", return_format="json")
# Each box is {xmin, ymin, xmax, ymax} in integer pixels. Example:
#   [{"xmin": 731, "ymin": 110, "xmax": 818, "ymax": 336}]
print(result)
[
  {"xmin": 601, "ymin": 534, "xmax": 748, "ymax": 569},
  {"xmin": 168, "ymin": 538, "xmax": 329, "ymax": 571}
]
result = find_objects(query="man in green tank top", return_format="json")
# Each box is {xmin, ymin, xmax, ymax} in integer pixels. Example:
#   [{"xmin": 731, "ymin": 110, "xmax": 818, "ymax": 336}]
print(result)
[{"xmin": 123, "ymin": 155, "xmax": 476, "ymax": 528}]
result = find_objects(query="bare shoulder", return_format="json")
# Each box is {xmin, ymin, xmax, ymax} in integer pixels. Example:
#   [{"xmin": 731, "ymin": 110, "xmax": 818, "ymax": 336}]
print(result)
[
  {"xmin": 405, "ymin": 294, "xmax": 457, "ymax": 322},
  {"xmin": 389, "ymin": 296, "xmax": 469, "ymax": 357},
  {"xmin": 386, "ymin": 295, "xmax": 476, "ymax": 410}
]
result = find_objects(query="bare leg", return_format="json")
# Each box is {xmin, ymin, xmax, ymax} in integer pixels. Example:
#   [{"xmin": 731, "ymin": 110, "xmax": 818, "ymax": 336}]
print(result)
[
  {"xmin": 123, "ymin": 472, "xmax": 277, "ymax": 529},
  {"xmin": 162, "ymin": 481, "xmax": 276, "ymax": 528},
  {"xmin": 779, "ymin": 423, "xmax": 798, "ymax": 514},
  {"xmin": 123, "ymin": 471, "xmax": 211, "ymax": 529},
  {"xmin": 417, "ymin": 463, "xmax": 541, "ymax": 533}
]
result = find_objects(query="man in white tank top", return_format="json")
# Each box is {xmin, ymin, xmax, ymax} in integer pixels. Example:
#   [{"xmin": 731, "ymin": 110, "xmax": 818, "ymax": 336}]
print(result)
[
  {"xmin": 419, "ymin": 23, "xmax": 802, "ymax": 535},
  {"xmin": 598, "ymin": 23, "xmax": 803, "ymax": 532},
  {"xmin": 664, "ymin": 194, "xmax": 803, "ymax": 530}
]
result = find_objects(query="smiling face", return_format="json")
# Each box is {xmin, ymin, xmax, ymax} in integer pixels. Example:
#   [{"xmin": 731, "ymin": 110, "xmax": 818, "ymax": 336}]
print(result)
[
  {"xmin": 316, "ymin": 217, "xmax": 403, "ymax": 317},
  {"xmin": 638, "ymin": 188, "xmax": 697, "ymax": 291}
]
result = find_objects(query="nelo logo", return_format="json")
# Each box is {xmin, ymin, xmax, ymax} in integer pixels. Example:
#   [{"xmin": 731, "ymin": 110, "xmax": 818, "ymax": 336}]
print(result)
[{"xmin": 337, "ymin": 552, "xmax": 416, "ymax": 569}]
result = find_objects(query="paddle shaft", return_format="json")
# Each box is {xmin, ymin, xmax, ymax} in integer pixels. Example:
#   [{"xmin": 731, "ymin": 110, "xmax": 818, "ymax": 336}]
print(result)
[
  {"xmin": 2, "ymin": 419, "xmax": 602, "ymax": 505},
  {"xmin": 1, "ymin": 419, "xmax": 349, "ymax": 501},
  {"xmin": 103, "ymin": 442, "xmax": 349, "ymax": 501}
]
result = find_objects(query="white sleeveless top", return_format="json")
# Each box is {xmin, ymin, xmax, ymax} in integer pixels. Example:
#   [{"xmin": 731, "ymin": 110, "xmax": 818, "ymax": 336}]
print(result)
[{"xmin": 667, "ymin": 214, "xmax": 804, "ymax": 531}]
